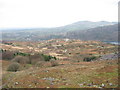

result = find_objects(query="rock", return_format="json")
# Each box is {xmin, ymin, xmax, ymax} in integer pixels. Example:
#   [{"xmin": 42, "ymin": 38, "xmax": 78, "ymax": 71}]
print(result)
[
  {"xmin": 87, "ymin": 83, "xmax": 92, "ymax": 86},
  {"xmin": 42, "ymin": 77, "xmax": 55, "ymax": 82},
  {"xmin": 29, "ymin": 85, "xmax": 32, "ymax": 87},
  {"xmin": 46, "ymin": 87, "xmax": 50, "ymax": 88},
  {"xmin": 48, "ymin": 77, "xmax": 55, "ymax": 81},
  {"xmin": 66, "ymin": 83, "xmax": 69, "ymax": 85},
  {"xmin": 50, "ymin": 82, "xmax": 54, "ymax": 85},
  {"xmin": 79, "ymin": 84, "xmax": 83, "ymax": 86},
  {"xmin": 93, "ymin": 85, "xmax": 98, "ymax": 87},
  {"xmin": 101, "ymin": 83, "xmax": 105, "ymax": 87},
  {"xmin": 42, "ymin": 77, "xmax": 47, "ymax": 80},
  {"xmin": 45, "ymin": 70, "xmax": 49, "ymax": 72},
  {"xmin": 62, "ymin": 78, "xmax": 66, "ymax": 80},
  {"xmin": 15, "ymin": 82, "xmax": 18, "ymax": 85},
  {"xmin": 109, "ymin": 83, "xmax": 113, "ymax": 86},
  {"xmin": 83, "ymin": 82, "xmax": 86, "ymax": 84}
]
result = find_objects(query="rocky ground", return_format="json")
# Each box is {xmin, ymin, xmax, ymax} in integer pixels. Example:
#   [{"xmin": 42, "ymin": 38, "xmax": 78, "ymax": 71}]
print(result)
[
  {"xmin": 1, "ymin": 39, "xmax": 119, "ymax": 88},
  {"xmin": 1, "ymin": 59, "xmax": 118, "ymax": 88}
]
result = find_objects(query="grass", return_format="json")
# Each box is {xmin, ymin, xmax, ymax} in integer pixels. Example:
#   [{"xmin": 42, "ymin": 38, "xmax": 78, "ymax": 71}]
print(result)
[
  {"xmin": 2, "ymin": 61, "xmax": 118, "ymax": 88},
  {"xmin": 1, "ymin": 40, "xmax": 119, "ymax": 88}
]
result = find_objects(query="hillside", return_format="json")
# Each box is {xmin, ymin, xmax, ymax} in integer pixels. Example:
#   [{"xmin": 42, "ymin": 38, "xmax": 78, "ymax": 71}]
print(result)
[
  {"xmin": 1, "ymin": 39, "xmax": 119, "ymax": 88},
  {"xmin": 66, "ymin": 24, "xmax": 118, "ymax": 41},
  {"xmin": 58, "ymin": 21, "xmax": 117, "ymax": 32},
  {"xmin": 1, "ymin": 21, "xmax": 117, "ymax": 41},
  {"xmin": 1, "ymin": 21, "xmax": 116, "ymax": 32}
]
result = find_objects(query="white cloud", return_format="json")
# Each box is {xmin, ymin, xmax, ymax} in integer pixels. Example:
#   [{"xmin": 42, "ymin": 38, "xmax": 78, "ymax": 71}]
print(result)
[{"xmin": 0, "ymin": 0, "xmax": 119, "ymax": 28}]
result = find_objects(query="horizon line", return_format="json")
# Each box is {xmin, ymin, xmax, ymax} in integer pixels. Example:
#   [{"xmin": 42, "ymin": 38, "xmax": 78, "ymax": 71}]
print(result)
[{"xmin": 0, "ymin": 20, "xmax": 118, "ymax": 30}]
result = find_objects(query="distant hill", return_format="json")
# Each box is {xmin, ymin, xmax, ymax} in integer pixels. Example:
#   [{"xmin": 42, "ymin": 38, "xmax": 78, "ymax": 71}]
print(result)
[
  {"xmin": 1, "ymin": 21, "xmax": 117, "ymax": 41},
  {"xmin": 1, "ymin": 21, "xmax": 116, "ymax": 32},
  {"xmin": 57, "ymin": 21, "xmax": 117, "ymax": 32},
  {"xmin": 66, "ymin": 24, "xmax": 118, "ymax": 41}
]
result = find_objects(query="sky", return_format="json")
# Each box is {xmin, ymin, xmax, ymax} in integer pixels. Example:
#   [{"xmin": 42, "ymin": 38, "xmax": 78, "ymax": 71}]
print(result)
[{"xmin": 0, "ymin": 0, "xmax": 119, "ymax": 28}]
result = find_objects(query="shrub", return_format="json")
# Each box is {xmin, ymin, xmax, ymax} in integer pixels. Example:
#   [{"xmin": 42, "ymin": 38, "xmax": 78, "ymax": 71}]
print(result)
[
  {"xmin": 41, "ymin": 54, "xmax": 57, "ymax": 61},
  {"xmin": 2, "ymin": 50, "xmax": 15, "ymax": 60},
  {"xmin": 12, "ymin": 56, "xmax": 29, "ymax": 64},
  {"xmin": 83, "ymin": 56, "xmax": 97, "ymax": 62},
  {"xmin": 14, "ymin": 52, "xmax": 30, "ymax": 56},
  {"xmin": 35, "ymin": 61, "xmax": 46, "ymax": 67},
  {"xmin": 42, "ymin": 55, "xmax": 51, "ymax": 61},
  {"xmin": 29, "ymin": 53, "xmax": 45, "ymax": 64},
  {"xmin": 7, "ymin": 63, "xmax": 21, "ymax": 72},
  {"xmin": 50, "ymin": 59, "xmax": 59, "ymax": 67}
]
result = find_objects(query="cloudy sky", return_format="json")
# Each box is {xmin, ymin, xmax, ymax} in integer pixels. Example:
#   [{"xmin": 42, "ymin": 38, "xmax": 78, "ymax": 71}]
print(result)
[{"xmin": 0, "ymin": 0, "xmax": 119, "ymax": 28}]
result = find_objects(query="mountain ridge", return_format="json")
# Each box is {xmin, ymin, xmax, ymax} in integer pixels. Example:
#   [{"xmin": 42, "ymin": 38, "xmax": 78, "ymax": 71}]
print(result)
[
  {"xmin": 1, "ymin": 21, "xmax": 117, "ymax": 31},
  {"xmin": 1, "ymin": 21, "xmax": 118, "ymax": 42}
]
